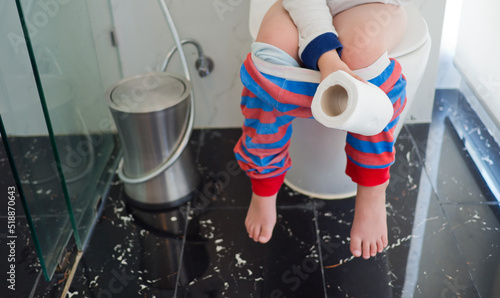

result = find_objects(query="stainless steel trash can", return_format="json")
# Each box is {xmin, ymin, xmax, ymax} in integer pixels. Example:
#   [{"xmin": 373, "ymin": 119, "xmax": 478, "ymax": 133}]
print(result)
[{"xmin": 107, "ymin": 72, "xmax": 200, "ymax": 209}]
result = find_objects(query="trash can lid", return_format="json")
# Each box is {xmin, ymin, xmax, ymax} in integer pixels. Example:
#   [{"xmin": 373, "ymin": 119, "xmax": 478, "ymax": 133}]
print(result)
[{"xmin": 107, "ymin": 73, "xmax": 190, "ymax": 113}]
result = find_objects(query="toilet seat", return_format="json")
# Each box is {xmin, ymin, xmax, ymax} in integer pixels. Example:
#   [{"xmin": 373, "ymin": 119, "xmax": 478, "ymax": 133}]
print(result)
[
  {"xmin": 249, "ymin": 1, "xmax": 428, "ymax": 59},
  {"xmin": 389, "ymin": 3, "xmax": 429, "ymax": 58}
]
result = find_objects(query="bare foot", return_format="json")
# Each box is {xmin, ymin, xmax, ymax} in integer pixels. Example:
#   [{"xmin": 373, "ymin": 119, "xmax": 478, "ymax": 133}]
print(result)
[
  {"xmin": 245, "ymin": 192, "xmax": 277, "ymax": 243},
  {"xmin": 350, "ymin": 180, "xmax": 389, "ymax": 259}
]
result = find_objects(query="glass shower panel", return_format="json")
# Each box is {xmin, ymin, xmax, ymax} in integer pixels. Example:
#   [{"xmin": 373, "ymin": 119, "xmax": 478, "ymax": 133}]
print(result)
[
  {"xmin": 15, "ymin": 0, "xmax": 122, "ymax": 250},
  {"xmin": 0, "ymin": 1, "xmax": 72, "ymax": 280}
]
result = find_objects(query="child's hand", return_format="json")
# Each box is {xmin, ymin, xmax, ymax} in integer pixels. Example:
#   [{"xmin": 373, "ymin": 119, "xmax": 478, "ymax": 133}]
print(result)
[{"xmin": 317, "ymin": 50, "xmax": 367, "ymax": 83}]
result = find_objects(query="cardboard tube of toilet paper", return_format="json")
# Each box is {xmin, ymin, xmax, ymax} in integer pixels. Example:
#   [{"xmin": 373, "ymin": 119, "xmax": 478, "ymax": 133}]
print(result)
[{"xmin": 311, "ymin": 70, "xmax": 393, "ymax": 136}]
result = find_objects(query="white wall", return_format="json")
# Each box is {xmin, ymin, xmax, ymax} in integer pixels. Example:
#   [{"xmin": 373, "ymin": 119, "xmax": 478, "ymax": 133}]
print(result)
[
  {"xmin": 454, "ymin": 0, "xmax": 500, "ymax": 124},
  {"xmin": 110, "ymin": 0, "xmax": 446, "ymax": 127},
  {"xmin": 109, "ymin": 0, "xmax": 250, "ymax": 128}
]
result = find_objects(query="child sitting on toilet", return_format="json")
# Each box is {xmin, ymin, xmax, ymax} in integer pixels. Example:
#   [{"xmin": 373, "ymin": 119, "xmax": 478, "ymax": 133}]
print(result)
[{"xmin": 234, "ymin": 0, "xmax": 408, "ymax": 259}]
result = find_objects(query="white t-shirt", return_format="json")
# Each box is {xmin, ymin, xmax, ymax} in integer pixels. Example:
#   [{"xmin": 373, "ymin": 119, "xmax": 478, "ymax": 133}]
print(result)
[{"xmin": 327, "ymin": 0, "xmax": 408, "ymax": 16}]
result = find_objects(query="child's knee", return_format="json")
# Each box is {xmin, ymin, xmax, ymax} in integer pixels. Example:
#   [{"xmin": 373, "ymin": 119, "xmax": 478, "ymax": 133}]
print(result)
[
  {"xmin": 340, "ymin": 41, "xmax": 387, "ymax": 71},
  {"xmin": 333, "ymin": 3, "xmax": 407, "ymax": 70}
]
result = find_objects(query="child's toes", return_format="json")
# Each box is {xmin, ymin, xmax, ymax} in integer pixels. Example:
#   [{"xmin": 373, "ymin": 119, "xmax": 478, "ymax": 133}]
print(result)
[
  {"xmin": 382, "ymin": 234, "xmax": 388, "ymax": 248},
  {"xmin": 362, "ymin": 242, "xmax": 371, "ymax": 259},
  {"xmin": 251, "ymin": 226, "xmax": 261, "ymax": 242},
  {"xmin": 377, "ymin": 238, "xmax": 384, "ymax": 253},
  {"xmin": 350, "ymin": 237, "xmax": 362, "ymax": 257},
  {"xmin": 370, "ymin": 242, "xmax": 377, "ymax": 257},
  {"xmin": 258, "ymin": 225, "xmax": 273, "ymax": 243},
  {"xmin": 246, "ymin": 225, "xmax": 252, "ymax": 237}
]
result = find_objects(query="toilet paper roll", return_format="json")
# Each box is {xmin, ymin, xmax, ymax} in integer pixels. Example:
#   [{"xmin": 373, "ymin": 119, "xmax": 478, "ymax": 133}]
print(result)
[{"xmin": 311, "ymin": 70, "xmax": 393, "ymax": 136}]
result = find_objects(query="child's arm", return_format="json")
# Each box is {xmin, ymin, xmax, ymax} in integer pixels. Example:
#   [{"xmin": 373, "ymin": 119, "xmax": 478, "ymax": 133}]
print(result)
[
  {"xmin": 282, "ymin": 0, "xmax": 340, "ymax": 70},
  {"xmin": 317, "ymin": 50, "xmax": 365, "ymax": 82},
  {"xmin": 282, "ymin": 0, "xmax": 364, "ymax": 82}
]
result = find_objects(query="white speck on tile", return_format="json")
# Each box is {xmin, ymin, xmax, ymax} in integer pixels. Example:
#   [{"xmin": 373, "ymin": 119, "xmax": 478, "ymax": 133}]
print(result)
[
  {"xmin": 216, "ymin": 246, "xmax": 225, "ymax": 252},
  {"xmin": 200, "ymin": 219, "xmax": 213, "ymax": 225},
  {"xmin": 415, "ymin": 216, "xmax": 439, "ymax": 227},
  {"xmin": 171, "ymin": 216, "xmax": 177, "ymax": 222},
  {"xmin": 67, "ymin": 291, "xmax": 78, "ymax": 298},
  {"xmin": 235, "ymin": 253, "xmax": 247, "ymax": 267},
  {"xmin": 114, "ymin": 203, "xmax": 124, "ymax": 213},
  {"xmin": 89, "ymin": 275, "xmax": 99, "ymax": 287},
  {"xmin": 46, "ymin": 189, "xmax": 52, "ymax": 195},
  {"xmin": 215, "ymin": 239, "xmax": 223, "ymax": 244},
  {"xmin": 120, "ymin": 214, "xmax": 134, "ymax": 222},
  {"xmin": 247, "ymin": 269, "xmax": 253, "ymax": 276}
]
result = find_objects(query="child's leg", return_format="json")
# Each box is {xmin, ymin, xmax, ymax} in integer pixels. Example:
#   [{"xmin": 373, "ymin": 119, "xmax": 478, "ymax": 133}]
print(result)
[
  {"xmin": 332, "ymin": 3, "xmax": 407, "ymax": 259},
  {"xmin": 239, "ymin": 1, "xmax": 302, "ymax": 244}
]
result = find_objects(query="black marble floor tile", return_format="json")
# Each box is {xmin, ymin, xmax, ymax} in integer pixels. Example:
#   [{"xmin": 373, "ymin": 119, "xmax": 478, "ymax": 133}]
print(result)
[
  {"xmin": 67, "ymin": 181, "xmax": 187, "ymax": 297},
  {"xmin": 317, "ymin": 187, "xmax": 479, "ymax": 298},
  {"xmin": 189, "ymin": 129, "xmax": 315, "ymax": 210},
  {"xmin": 430, "ymin": 117, "xmax": 492, "ymax": 204},
  {"xmin": 6, "ymin": 91, "xmax": 500, "ymax": 298},
  {"xmin": 387, "ymin": 131, "xmax": 423, "ymax": 197},
  {"xmin": 189, "ymin": 129, "xmax": 252, "ymax": 209},
  {"xmin": 425, "ymin": 89, "xmax": 498, "ymax": 204},
  {"xmin": 0, "ymin": 138, "xmax": 67, "ymax": 298},
  {"xmin": 177, "ymin": 207, "xmax": 324, "ymax": 297},
  {"xmin": 442, "ymin": 203, "xmax": 500, "ymax": 298},
  {"xmin": 316, "ymin": 135, "xmax": 423, "ymax": 297},
  {"xmin": 403, "ymin": 193, "xmax": 480, "ymax": 298},
  {"xmin": 405, "ymin": 123, "xmax": 430, "ymax": 158}
]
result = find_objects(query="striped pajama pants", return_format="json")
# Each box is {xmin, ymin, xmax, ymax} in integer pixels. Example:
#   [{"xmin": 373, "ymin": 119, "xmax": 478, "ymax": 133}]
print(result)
[{"xmin": 234, "ymin": 53, "xmax": 407, "ymax": 196}]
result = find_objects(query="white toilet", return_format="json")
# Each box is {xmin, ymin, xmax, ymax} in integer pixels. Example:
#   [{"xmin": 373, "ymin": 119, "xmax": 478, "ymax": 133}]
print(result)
[{"xmin": 248, "ymin": 1, "xmax": 432, "ymax": 199}]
